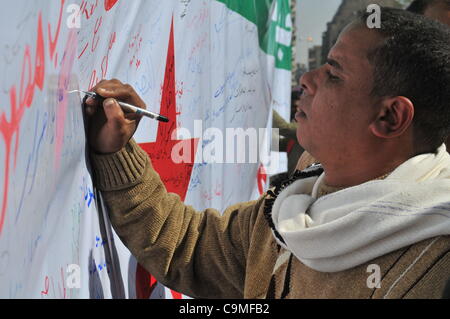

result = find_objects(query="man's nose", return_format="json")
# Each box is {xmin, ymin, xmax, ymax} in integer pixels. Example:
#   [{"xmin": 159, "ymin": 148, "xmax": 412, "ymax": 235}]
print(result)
[{"xmin": 299, "ymin": 69, "xmax": 318, "ymax": 96}]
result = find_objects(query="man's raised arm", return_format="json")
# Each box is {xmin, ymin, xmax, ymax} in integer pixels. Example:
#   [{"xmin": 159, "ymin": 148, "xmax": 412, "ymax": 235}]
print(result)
[{"xmin": 85, "ymin": 79, "xmax": 265, "ymax": 298}]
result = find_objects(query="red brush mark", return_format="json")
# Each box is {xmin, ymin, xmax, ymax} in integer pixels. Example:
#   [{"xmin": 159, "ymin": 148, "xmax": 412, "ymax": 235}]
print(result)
[
  {"xmin": 40, "ymin": 268, "xmax": 67, "ymax": 299},
  {"xmin": 77, "ymin": 1, "xmax": 103, "ymax": 61},
  {"xmin": 128, "ymin": 26, "xmax": 143, "ymax": 70},
  {"xmin": 48, "ymin": 0, "xmax": 65, "ymax": 62},
  {"xmin": 101, "ymin": 32, "xmax": 115, "ymax": 78},
  {"xmin": 257, "ymin": 164, "xmax": 267, "ymax": 195},
  {"xmin": 171, "ymin": 290, "xmax": 182, "ymax": 299},
  {"xmin": 41, "ymin": 276, "xmax": 50, "ymax": 296},
  {"xmin": 135, "ymin": 263, "xmax": 157, "ymax": 299},
  {"xmin": 58, "ymin": 267, "xmax": 67, "ymax": 299},
  {"xmin": 88, "ymin": 70, "xmax": 98, "ymax": 91},
  {"xmin": 104, "ymin": 0, "xmax": 119, "ymax": 11},
  {"xmin": 91, "ymin": 16, "xmax": 102, "ymax": 53},
  {"xmin": 0, "ymin": 13, "xmax": 46, "ymax": 235},
  {"xmin": 137, "ymin": 20, "xmax": 195, "ymax": 300},
  {"xmin": 79, "ymin": 0, "xmax": 99, "ymax": 20},
  {"xmin": 87, "ymin": 32, "xmax": 116, "ymax": 90},
  {"xmin": 78, "ymin": 42, "xmax": 89, "ymax": 60},
  {"xmin": 35, "ymin": 14, "xmax": 45, "ymax": 90}
]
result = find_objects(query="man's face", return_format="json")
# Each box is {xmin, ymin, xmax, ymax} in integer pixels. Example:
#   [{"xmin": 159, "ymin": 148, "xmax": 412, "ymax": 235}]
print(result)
[
  {"xmin": 296, "ymin": 24, "xmax": 383, "ymax": 165},
  {"xmin": 424, "ymin": 1, "xmax": 450, "ymax": 26}
]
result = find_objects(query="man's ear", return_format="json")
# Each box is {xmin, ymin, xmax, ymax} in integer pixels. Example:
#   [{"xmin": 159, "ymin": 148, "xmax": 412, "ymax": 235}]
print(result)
[{"xmin": 369, "ymin": 96, "xmax": 414, "ymax": 139}]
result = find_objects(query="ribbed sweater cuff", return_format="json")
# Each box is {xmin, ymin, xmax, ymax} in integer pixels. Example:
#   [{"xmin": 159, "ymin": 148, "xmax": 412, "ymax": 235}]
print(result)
[{"xmin": 90, "ymin": 139, "xmax": 149, "ymax": 191}]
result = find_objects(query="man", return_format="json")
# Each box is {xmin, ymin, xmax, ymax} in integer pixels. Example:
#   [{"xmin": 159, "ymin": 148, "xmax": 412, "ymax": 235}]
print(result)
[
  {"xmin": 85, "ymin": 8, "xmax": 450, "ymax": 298},
  {"xmin": 296, "ymin": 0, "xmax": 450, "ymax": 172}
]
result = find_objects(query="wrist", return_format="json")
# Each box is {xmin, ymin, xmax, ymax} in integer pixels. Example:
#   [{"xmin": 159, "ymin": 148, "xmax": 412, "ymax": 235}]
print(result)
[{"xmin": 89, "ymin": 139, "xmax": 149, "ymax": 191}]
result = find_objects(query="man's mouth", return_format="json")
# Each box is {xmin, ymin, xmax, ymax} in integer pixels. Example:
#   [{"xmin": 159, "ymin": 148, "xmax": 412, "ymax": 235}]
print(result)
[{"xmin": 295, "ymin": 89, "xmax": 308, "ymax": 120}]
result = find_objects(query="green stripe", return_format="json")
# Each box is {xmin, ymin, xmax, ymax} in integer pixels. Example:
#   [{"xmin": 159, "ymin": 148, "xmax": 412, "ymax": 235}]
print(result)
[{"xmin": 216, "ymin": 0, "xmax": 292, "ymax": 70}]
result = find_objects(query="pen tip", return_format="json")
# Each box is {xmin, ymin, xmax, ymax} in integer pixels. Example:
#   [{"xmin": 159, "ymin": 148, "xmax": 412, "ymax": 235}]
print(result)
[{"xmin": 159, "ymin": 116, "xmax": 169, "ymax": 123}]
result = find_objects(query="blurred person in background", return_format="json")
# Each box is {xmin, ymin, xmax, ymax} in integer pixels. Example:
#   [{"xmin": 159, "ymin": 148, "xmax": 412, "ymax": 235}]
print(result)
[{"xmin": 271, "ymin": 90, "xmax": 305, "ymax": 186}]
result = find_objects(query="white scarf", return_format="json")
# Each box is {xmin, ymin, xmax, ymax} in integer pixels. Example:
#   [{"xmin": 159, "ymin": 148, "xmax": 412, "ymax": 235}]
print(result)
[{"xmin": 271, "ymin": 145, "xmax": 450, "ymax": 272}]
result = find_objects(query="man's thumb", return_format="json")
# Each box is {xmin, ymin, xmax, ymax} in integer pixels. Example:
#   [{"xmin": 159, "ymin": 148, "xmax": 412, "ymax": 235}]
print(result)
[{"xmin": 103, "ymin": 98, "xmax": 125, "ymax": 125}]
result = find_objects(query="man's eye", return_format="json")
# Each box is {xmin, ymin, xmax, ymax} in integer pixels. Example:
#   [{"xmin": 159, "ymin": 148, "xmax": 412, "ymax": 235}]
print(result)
[{"xmin": 326, "ymin": 70, "xmax": 340, "ymax": 82}]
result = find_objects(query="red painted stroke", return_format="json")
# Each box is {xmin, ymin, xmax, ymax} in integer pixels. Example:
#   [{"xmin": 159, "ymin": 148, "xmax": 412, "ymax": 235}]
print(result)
[
  {"xmin": 41, "ymin": 276, "xmax": 49, "ymax": 296},
  {"xmin": 171, "ymin": 290, "xmax": 182, "ymax": 299},
  {"xmin": 48, "ymin": 0, "xmax": 65, "ymax": 62},
  {"xmin": 135, "ymin": 263, "xmax": 157, "ymax": 299},
  {"xmin": 104, "ymin": 0, "xmax": 119, "ymax": 11},
  {"xmin": 0, "ymin": 13, "xmax": 46, "ymax": 235},
  {"xmin": 35, "ymin": 13, "xmax": 45, "ymax": 90},
  {"xmin": 257, "ymin": 164, "xmax": 267, "ymax": 195}
]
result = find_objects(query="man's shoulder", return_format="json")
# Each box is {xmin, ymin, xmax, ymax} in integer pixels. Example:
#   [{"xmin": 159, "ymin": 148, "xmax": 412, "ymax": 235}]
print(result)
[{"xmin": 373, "ymin": 235, "xmax": 450, "ymax": 299}]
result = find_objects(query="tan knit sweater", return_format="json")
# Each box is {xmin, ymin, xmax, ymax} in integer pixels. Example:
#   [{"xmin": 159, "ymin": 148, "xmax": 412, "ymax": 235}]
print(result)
[{"xmin": 90, "ymin": 139, "xmax": 450, "ymax": 299}]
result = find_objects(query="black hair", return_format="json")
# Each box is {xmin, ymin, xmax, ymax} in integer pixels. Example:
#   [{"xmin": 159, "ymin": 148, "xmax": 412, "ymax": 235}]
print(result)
[
  {"xmin": 407, "ymin": 0, "xmax": 435, "ymax": 13},
  {"xmin": 359, "ymin": 7, "xmax": 450, "ymax": 151},
  {"xmin": 407, "ymin": 0, "xmax": 450, "ymax": 13}
]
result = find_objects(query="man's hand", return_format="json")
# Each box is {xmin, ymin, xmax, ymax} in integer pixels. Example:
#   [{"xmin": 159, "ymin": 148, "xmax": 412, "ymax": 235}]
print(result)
[{"xmin": 84, "ymin": 79, "xmax": 146, "ymax": 154}]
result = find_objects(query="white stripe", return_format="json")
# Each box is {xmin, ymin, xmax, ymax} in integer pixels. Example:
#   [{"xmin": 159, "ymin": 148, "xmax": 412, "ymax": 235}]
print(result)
[
  {"xmin": 271, "ymin": 2, "xmax": 278, "ymax": 22},
  {"xmin": 383, "ymin": 237, "xmax": 440, "ymax": 299},
  {"xmin": 272, "ymin": 249, "xmax": 291, "ymax": 275}
]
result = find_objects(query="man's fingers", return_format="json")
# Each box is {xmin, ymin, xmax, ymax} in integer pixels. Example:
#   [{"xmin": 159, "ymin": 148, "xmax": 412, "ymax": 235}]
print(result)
[
  {"xmin": 90, "ymin": 80, "xmax": 147, "ymax": 111},
  {"xmin": 97, "ymin": 86, "xmax": 132, "ymax": 100},
  {"xmin": 85, "ymin": 97, "xmax": 95, "ymax": 105},
  {"xmin": 85, "ymin": 105, "xmax": 94, "ymax": 116},
  {"xmin": 90, "ymin": 79, "xmax": 110, "ymax": 92},
  {"xmin": 84, "ymin": 80, "xmax": 144, "ymax": 154},
  {"xmin": 103, "ymin": 98, "xmax": 126, "ymax": 128},
  {"xmin": 84, "ymin": 96, "xmax": 103, "ymax": 116},
  {"xmin": 92, "ymin": 79, "xmax": 123, "ymax": 95}
]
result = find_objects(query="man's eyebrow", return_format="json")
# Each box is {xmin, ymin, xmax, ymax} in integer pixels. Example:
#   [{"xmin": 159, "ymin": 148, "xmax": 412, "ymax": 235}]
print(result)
[{"xmin": 326, "ymin": 58, "xmax": 344, "ymax": 71}]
